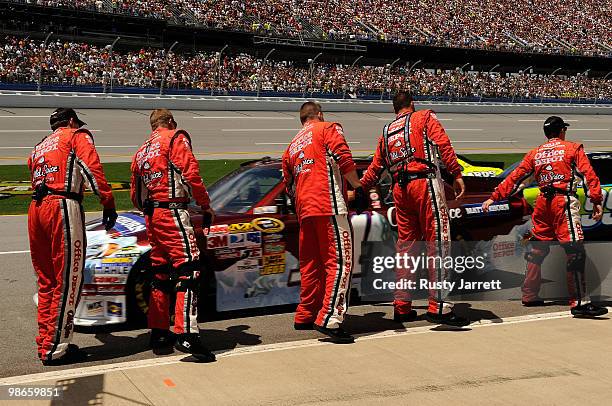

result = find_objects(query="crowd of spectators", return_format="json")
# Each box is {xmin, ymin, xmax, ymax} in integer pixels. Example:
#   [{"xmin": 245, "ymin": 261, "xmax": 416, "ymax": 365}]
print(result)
[
  {"xmin": 15, "ymin": 0, "xmax": 612, "ymax": 57},
  {"xmin": 1, "ymin": 37, "xmax": 610, "ymax": 100}
]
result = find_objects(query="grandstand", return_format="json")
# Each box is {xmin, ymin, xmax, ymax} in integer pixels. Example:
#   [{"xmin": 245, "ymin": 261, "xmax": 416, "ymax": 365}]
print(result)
[
  {"xmin": 8, "ymin": 0, "xmax": 611, "ymax": 57},
  {"xmin": 0, "ymin": 1, "xmax": 610, "ymax": 102}
]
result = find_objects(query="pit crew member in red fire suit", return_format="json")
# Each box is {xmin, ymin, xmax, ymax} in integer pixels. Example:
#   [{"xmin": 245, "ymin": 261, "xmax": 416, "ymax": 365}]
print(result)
[
  {"xmin": 483, "ymin": 116, "xmax": 606, "ymax": 318},
  {"xmin": 282, "ymin": 102, "xmax": 368, "ymax": 344},
  {"xmin": 28, "ymin": 108, "xmax": 117, "ymax": 365},
  {"xmin": 361, "ymin": 92, "xmax": 469, "ymax": 327},
  {"xmin": 131, "ymin": 109, "xmax": 216, "ymax": 362}
]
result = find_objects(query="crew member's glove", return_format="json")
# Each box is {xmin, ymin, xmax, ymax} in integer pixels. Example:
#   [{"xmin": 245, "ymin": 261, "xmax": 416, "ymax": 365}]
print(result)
[
  {"xmin": 103, "ymin": 208, "xmax": 118, "ymax": 231},
  {"xmin": 353, "ymin": 186, "xmax": 369, "ymax": 215},
  {"xmin": 202, "ymin": 207, "xmax": 215, "ymax": 231}
]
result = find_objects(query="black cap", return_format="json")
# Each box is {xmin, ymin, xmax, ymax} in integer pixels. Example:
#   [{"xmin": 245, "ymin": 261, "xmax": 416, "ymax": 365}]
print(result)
[
  {"xmin": 543, "ymin": 116, "xmax": 569, "ymax": 136},
  {"xmin": 50, "ymin": 108, "xmax": 86, "ymax": 129}
]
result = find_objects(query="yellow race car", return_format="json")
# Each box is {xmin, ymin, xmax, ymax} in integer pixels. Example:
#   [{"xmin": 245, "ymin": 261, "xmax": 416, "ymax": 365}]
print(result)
[{"xmin": 457, "ymin": 155, "xmax": 505, "ymax": 177}]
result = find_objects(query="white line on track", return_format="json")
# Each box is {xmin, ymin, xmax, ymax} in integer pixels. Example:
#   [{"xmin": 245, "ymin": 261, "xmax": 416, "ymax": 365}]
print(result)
[
  {"xmin": 445, "ymin": 128, "xmax": 483, "ymax": 131},
  {"xmin": 255, "ymin": 141, "xmax": 361, "ymax": 145},
  {"xmin": 0, "ymin": 310, "xmax": 586, "ymax": 386},
  {"xmin": 583, "ymin": 139, "xmax": 612, "ymax": 142},
  {"xmin": 453, "ymin": 140, "xmax": 514, "ymax": 143},
  {"xmin": 518, "ymin": 119, "xmax": 579, "ymax": 122},
  {"xmin": 0, "ymin": 116, "xmax": 50, "ymax": 118},
  {"xmin": 0, "ymin": 250, "xmax": 30, "ymax": 255},
  {"xmin": 0, "ymin": 145, "xmax": 136, "ymax": 149},
  {"xmin": 378, "ymin": 117, "xmax": 453, "ymax": 121},
  {"xmin": 193, "ymin": 116, "xmax": 293, "ymax": 120},
  {"xmin": 222, "ymin": 128, "xmax": 300, "ymax": 132},
  {"xmin": 0, "ymin": 130, "xmax": 102, "ymax": 133},
  {"xmin": 568, "ymin": 129, "xmax": 609, "ymax": 131}
]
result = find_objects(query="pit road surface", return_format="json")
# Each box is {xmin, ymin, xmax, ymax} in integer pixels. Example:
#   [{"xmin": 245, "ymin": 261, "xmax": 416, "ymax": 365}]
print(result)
[
  {"xmin": 0, "ymin": 108, "xmax": 610, "ymax": 164},
  {"xmin": 0, "ymin": 213, "xmax": 591, "ymax": 380}
]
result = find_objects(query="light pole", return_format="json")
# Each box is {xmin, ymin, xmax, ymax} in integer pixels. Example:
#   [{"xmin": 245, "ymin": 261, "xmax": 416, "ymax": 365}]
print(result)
[
  {"xmin": 159, "ymin": 41, "xmax": 178, "ymax": 96},
  {"xmin": 214, "ymin": 44, "xmax": 228, "ymax": 96},
  {"xmin": 105, "ymin": 36, "xmax": 120, "ymax": 94},
  {"xmin": 343, "ymin": 55, "xmax": 363, "ymax": 99},
  {"xmin": 488, "ymin": 64, "xmax": 501, "ymax": 75},
  {"xmin": 459, "ymin": 62, "xmax": 470, "ymax": 72},
  {"xmin": 257, "ymin": 48, "xmax": 275, "ymax": 98},
  {"xmin": 37, "ymin": 32, "xmax": 53, "ymax": 93},
  {"xmin": 381, "ymin": 57, "xmax": 401, "ymax": 101},
  {"xmin": 303, "ymin": 52, "xmax": 322, "ymax": 98},
  {"xmin": 551, "ymin": 67, "xmax": 562, "ymax": 75}
]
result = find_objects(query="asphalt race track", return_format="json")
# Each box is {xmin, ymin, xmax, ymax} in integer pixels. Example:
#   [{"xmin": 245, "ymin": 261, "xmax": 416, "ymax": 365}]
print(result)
[
  {"xmin": 0, "ymin": 214, "xmax": 585, "ymax": 379},
  {"xmin": 1, "ymin": 109, "xmax": 611, "ymax": 380},
  {"xmin": 0, "ymin": 108, "xmax": 611, "ymax": 164}
]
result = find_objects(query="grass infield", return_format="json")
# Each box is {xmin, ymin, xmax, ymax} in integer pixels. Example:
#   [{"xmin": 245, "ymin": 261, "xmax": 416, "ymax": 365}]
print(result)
[{"xmin": 0, "ymin": 154, "xmax": 524, "ymax": 215}]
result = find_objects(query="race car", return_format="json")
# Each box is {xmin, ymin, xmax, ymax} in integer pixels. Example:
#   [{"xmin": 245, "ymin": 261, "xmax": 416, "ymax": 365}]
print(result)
[
  {"xmin": 75, "ymin": 157, "xmax": 530, "ymax": 326},
  {"xmin": 457, "ymin": 155, "xmax": 504, "ymax": 177},
  {"xmin": 500, "ymin": 151, "xmax": 612, "ymax": 240}
]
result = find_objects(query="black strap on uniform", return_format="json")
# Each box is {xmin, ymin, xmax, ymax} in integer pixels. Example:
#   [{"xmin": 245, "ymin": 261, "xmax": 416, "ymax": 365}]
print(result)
[{"xmin": 32, "ymin": 185, "xmax": 82, "ymax": 202}]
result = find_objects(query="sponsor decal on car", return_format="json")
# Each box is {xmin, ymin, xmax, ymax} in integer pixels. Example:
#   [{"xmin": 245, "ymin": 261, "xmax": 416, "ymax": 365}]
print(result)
[
  {"xmin": 228, "ymin": 222, "xmax": 253, "ymax": 233},
  {"xmin": 263, "ymin": 242, "xmax": 285, "ymax": 255},
  {"xmin": 261, "ymin": 253, "xmax": 286, "ymax": 275},
  {"xmin": 463, "ymin": 202, "xmax": 510, "ymax": 217},
  {"xmin": 215, "ymin": 248, "xmax": 241, "ymax": 260},
  {"xmin": 229, "ymin": 232, "xmax": 262, "ymax": 248},
  {"xmin": 112, "ymin": 214, "xmax": 146, "ymax": 235},
  {"xmin": 209, "ymin": 224, "xmax": 229, "ymax": 234},
  {"xmin": 263, "ymin": 233, "xmax": 283, "ymax": 242},
  {"xmin": 98, "ymin": 258, "xmax": 133, "ymax": 274},
  {"xmin": 85, "ymin": 301, "xmax": 104, "ymax": 316},
  {"xmin": 107, "ymin": 301, "xmax": 123, "ymax": 317},
  {"xmin": 207, "ymin": 233, "xmax": 229, "ymax": 249},
  {"xmin": 252, "ymin": 218, "xmax": 285, "ymax": 233},
  {"xmin": 93, "ymin": 275, "xmax": 128, "ymax": 284}
]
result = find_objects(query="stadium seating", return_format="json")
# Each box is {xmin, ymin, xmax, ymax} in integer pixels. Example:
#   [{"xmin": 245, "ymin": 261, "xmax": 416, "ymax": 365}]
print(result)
[
  {"xmin": 1, "ymin": 36, "xmax": 610, "ymax": 100},
  {"xmin": 13, "ymin": 0, "xmax": 612, "ymax": 57}
]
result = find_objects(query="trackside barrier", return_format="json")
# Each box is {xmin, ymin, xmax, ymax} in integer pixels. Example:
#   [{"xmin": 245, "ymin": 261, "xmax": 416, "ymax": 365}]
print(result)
[{"xmin": 0, "ymin": 91, "xmax": 611, "ymax": 114}]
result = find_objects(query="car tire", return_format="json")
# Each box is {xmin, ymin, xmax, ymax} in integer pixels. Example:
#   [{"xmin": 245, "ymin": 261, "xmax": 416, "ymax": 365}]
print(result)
[{"xmin": 126, "ymin": 253, "xmax": 153, "ymax": 327}]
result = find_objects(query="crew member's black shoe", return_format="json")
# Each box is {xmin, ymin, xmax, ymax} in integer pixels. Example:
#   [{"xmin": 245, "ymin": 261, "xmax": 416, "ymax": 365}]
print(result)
[
  {"xmin": 522, "ymin": 300, "xmax": 545, "ymax": 307},
  {"xmin": 571, "ymin": 303, "xmax": 608, "ymax": 318},
  {"xmin": 425, "ymin": 311, "xmax": 470, "ymax": 327},
  {"xmin": 175, "ymin": 334, "xmax": 216, "ymax": 363},
  {"xmin": 394, "ymin": 310, "xmax": 418, "ymax": 323},
  {"xmin": 294, "ymin": 322, "xmax": 314, "ymax": 330},
  {"xmin": 41, "ymin": 344, "xmax": 87, "ymax": 366},
  {"xmin": 313, "ymin": 325, "xmax": 355, "ymax": 344},
  {"xmin": 150, "ymin": 329, "xmax": 175, "ymax": 353}
]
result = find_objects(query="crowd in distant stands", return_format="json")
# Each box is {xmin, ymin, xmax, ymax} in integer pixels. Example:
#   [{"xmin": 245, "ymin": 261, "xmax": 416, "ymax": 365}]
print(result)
[
  {"xmin": 17, "ymin": 0, "xmax": 612, "ymax": 57},
  {"xmin": 1, "ymin": 37, "xmax": 610, "ymax": 100}
]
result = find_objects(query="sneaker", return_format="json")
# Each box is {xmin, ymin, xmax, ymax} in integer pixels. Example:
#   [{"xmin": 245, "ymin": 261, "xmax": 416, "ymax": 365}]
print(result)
[
  {"xmin": 294, "ymin": 322, "xmax": 314, "ymax": 330},
  {"xmin": 41, "ymin": 344, "xmax": 87, "ymax": 366},
  {"xmin": 522, "ymin": 300, "xmax": 545, "ymax": 307},
  {"xmin": 313, "ymin": 324, "xmax": 355, "ymax": 344},
  {"xmin": 571, "ymin": 303, "xmax": 608, "ymax": 318},
  {"xmin": 425, "ymin": 311, "xmax": 470, "ymax": 327},
  {"xmin": 175, "ymin": 334, "xmax": 216, "ymax": 363},
  {"xmin": 393, "ymin": 310, "xmax": 418, "ymax": 323}
]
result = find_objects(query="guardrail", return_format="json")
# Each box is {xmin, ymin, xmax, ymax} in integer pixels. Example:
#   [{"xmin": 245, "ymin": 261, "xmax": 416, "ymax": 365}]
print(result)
[{"xmin": 0, "ymin": 90, "xmax": 610, "ymax": 114}]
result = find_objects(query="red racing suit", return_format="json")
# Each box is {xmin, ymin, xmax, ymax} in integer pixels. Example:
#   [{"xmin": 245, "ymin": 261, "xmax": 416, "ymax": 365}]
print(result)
[
  {"xmin": 490, "ymin": 138, "xmax": 602, "ymax": 306},
  {"xmin": 131, "ymin": 127, "xmax": 210, "ymax": 334},
  {"xmin": 28, "ymin": 127, "xmax": 115, "ymax": 362},
  {"xmin": 282, "ymin": 121, "xmax": 356, "ymax": 329},
  {"xmin": 361, "ymin": 110, "xmax": 462, "ymax": 315}
]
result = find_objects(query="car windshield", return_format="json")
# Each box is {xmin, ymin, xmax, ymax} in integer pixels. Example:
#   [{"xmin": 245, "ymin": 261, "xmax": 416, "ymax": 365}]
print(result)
[{"xmin": 207, "ymin": 165, "xmax": 283, "ymax": 213}]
